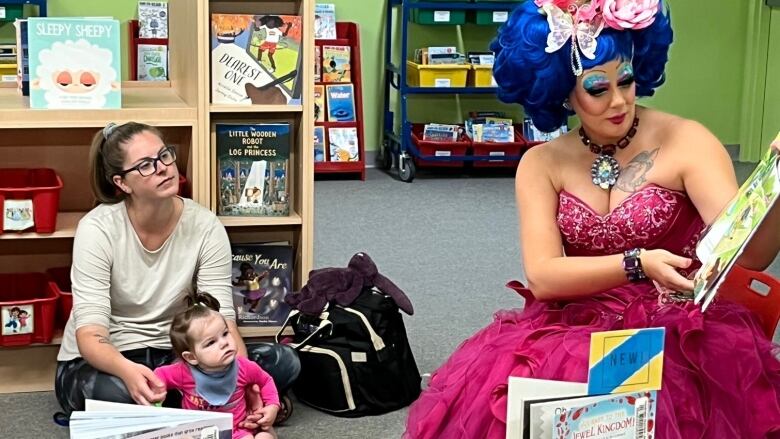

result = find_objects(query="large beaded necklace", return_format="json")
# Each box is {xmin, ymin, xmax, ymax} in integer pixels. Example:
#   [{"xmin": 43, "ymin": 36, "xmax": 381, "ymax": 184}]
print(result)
[{"xmin": 579, "ymin": 116, "xmax": 639, "ymax": 189}]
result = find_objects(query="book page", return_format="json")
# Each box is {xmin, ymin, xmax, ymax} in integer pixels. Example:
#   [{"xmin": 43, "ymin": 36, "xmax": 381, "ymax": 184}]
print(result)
[
  {"xmin": 693, "ymin": 147, "xmax": 780, "ymax": 310},
  {"xmin": 505, "ymin": 377, "xmax": 587, "ymax": 439}
]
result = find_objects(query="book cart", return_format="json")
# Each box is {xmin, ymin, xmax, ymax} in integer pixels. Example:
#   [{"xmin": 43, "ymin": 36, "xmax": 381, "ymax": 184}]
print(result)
[
  {"xmin": 314, "ymin": 22, "xmax": 366, "ymax": 180},
  {"xmin": 0, "ymin": 0, "xmax": 314, "ymax": 394},
  {"xmin": 382, "ymin": 0, "xmax": 531, "ymax": 182}
]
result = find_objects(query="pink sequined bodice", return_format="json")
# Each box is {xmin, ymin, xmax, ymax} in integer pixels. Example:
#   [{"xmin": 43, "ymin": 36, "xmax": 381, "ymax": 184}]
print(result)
[{"xmin": 557, "ymin": 184, "xmax": 705, "ymax": 258}]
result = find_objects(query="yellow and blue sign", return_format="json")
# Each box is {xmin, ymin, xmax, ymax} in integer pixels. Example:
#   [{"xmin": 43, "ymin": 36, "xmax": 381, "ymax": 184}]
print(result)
[{"xmin": 587, "ymin": 327, "xmax": 665, "ymax": 395}]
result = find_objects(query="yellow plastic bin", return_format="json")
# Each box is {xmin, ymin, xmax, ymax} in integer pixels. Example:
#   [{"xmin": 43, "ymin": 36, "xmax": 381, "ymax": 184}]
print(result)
[
  {"xmin": 468, "ymin": 64, "xmax": 496, "ymax": 87},
  {"xmin": 406, "ymin": 61, "xmax": 470, "ymax": 88}
]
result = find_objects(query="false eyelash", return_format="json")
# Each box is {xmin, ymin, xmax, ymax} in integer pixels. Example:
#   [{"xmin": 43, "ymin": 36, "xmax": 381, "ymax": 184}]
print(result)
[
  {"xmin": 585, "ymin": 88, "xmax": 608, "ymax": 97},
  {"xmin": 618, "ymin": 76, "xmax": 635, "ymax": 87}
]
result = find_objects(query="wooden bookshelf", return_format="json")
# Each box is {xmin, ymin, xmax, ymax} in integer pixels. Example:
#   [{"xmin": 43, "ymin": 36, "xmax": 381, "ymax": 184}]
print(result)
[
  {"xmin": 210, "ymin": 104, "xmax": 304, "ymax": 113},
  {"xmin": 0, "ymin": 0, "xmax": 316, "ymax": 394},
  {"xmin": 0, "ymin": 82, "xmax": 197, "ymax": 129}
]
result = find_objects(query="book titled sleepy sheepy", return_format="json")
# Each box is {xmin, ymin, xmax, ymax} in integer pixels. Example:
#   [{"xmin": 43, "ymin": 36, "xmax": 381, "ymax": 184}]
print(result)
[{"xmin": 28, "ymin": 17, "xmax": 121, "ymax": 109}]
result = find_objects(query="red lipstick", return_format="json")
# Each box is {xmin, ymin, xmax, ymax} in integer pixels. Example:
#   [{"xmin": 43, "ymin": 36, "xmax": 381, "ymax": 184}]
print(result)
[{"xmin": 607, "ymin": 114, "xmax": 626, "ymax": 125}]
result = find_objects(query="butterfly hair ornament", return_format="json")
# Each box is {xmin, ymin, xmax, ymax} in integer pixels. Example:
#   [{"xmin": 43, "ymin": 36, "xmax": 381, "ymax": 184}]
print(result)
[{"xmin": 535, "ymin": 0, "xmax": 660, "ymax": 76}]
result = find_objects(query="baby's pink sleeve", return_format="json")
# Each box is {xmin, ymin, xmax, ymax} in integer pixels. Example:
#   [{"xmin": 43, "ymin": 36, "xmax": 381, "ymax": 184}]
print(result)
[
  {"xmin": 241, "ymin": 357, "xmax": 280, "ymax": 407},
  {"xmin": 154, "ymin": 362, "xmax": 186, "ymax": 391}
]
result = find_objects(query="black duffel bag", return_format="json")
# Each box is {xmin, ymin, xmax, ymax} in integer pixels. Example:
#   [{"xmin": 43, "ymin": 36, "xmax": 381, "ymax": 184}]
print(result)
[{"xmin": 277, "ymin": 287, "xmax": 421, "ymax": 417}]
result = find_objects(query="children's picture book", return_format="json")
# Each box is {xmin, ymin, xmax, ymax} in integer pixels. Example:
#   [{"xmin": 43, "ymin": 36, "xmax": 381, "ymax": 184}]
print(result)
[
  {"xmin": 522, "ymin": 117, "xmax": 568, "ymax": 142},
  {"xmin": 216, "ymin": 123, "xmax": 291, "ymax": 217},
  {"xmin": 28, "ymin": 17, "xmax": 121, "ymax": 109},
  {"xmin": 314, "ymin": 3, "xmax": 337, "ymax": 40},
  {"xmin": 328, "ymin": 127, "xmax": 359, "ymax": 162},
  {"xmin": 314, "ymin": 45, "xmax": 321, "ymax": 82},
  {"xmin": 322, "ymin": 45, "xmax": 350, "ymax": 82},
  {"xmin": 506, "ymin": 377, "xmax": 587, "ymax": 439},
  {"xmin": 325, "ymin": 83, "xmax": 355, "ymax": 122},
  {"xmin": 211, "ymin": 14, "xmax": 302, "ymax": 105},
  {"xmin": 314, "ymin": 84, "xmax": 325, "ymax": 122},
  {"xmin": 2, "ymin": 303, "xmax": 33, "ymax": 336},
  {"xmin": 529, "ymin": 391, "xmax": 657, "ymax": 439},
  {"xmin": 137, "ymin": 44, "xmax": 167, "ymax": 81},
  {"xmin": 3, "ymin": 199, "xmax": 33, "ymax": 231},
  {"xmin": 314, "ymin": 125, "xmax": 326, "ymax": 162},
  {"xmin": 231, "ymin": 243, "xmax": 294, "ymax": 327},
  {"xmin": 138, "ymin": 1, "xmax": 168, "ymax": 39},
  {"xmin": 693, "ymin": 142, "xmax": 780, "ymax": 310},
  {"xmin": 14, "ymin": 19, "xmax": 30, "ymax": 96},
  {"xmin": 69, "ymin": 399, "xmax": 233, "ymax": 439}
]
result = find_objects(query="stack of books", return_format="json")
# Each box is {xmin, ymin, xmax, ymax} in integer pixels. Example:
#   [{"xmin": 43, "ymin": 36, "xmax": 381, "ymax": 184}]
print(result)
[
  {"xmin": 422, "ymin": 123, "xmax": 461, "ymax": 142},
  {"xmin": 466, "ymin": 112, "xmax": 514, "ymax": 143}
]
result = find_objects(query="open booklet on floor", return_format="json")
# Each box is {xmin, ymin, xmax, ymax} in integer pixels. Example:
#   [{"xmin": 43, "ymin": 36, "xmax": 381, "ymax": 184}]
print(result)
[
  {"xmin": 68, "ymin": 400, "xmax": 232, "ymax": 439},
  {"xmin": 692, "ymin": 142, "xmax": 780, "ymax": 311}
]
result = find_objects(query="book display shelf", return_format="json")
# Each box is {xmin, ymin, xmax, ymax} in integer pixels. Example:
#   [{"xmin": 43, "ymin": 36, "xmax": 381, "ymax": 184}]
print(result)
[
  {"xmin": 0, "ymin": 0, "xmax": 314, "ymax": 393},
  {"xmin": 314, "ymin": 22, "xmax": 366, "ymax": 180}
]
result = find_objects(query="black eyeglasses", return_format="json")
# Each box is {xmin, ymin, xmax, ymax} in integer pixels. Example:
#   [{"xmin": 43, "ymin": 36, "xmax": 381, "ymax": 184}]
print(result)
[{"xmin": 116, "ymin": 146, "xmax": 177, "ymax": 177}]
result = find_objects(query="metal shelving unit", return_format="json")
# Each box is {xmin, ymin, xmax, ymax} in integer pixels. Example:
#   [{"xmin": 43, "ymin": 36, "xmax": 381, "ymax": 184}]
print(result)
[{"xmin": 381, "ymin": 0, "xmax": 521, "ymax": 182}]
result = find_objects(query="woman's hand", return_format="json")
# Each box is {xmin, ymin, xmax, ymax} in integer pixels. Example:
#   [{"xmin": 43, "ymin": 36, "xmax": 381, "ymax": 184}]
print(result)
[
  {"xmin": 640, "ymin": 249, "xmax": 694, "ymax": 293},
  {"xmin": 771, "ymin": 139, "xmax": 780, "ymax": 154},
  {"xmin": 239, "ymin": 384, "xmax": 264, "ymax": 430},
  {"xmin": 117, "ymin": 360, "xmax": 167, "ymax": 406}
]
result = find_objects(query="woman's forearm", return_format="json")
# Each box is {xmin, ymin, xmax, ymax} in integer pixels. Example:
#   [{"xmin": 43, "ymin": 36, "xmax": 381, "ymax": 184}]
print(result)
[
  {"xmin": 228, "ymin": 320, "xmax": 248, "ymax": 357},
  {"xmin": 526, "ymin": 254, "xmax": 628, "ymax": 301},
  {"xmin": 75, "ymin": 325, "xmax": 132, "ymax": 378},
  {"xmin": 738, "ymin": 200, "xmax": 780, "ymax": 271}
]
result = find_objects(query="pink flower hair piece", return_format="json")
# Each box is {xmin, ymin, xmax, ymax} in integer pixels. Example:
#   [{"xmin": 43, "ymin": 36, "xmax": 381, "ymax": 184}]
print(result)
[{"xmin": 601, "ymin": 0, "xmax": 659, "ymax": 30}]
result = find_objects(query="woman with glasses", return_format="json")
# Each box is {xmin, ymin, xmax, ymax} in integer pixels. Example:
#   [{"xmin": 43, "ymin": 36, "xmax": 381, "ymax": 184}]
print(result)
[{"xmin": 53, "ymin": 122, "xmax": 290, "ymax": 431}]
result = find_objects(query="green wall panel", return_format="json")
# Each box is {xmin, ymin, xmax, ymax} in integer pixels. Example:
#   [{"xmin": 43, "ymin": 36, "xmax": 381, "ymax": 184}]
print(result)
[
  {"xmin": 0, "ymin": 1, "xmax": 135, "ymax": 81},
  {"xmin": 0, "ymin": 0, "xmax": 766, "ymax": 155}
]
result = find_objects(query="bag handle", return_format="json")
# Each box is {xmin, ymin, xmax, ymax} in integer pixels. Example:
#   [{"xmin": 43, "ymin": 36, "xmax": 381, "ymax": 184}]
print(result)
[
  {"xmin": 276, "ymin": 310, "xmax": 334, "ymax": 350},
  {"xmin": 338, "ymin": 306, "xmax": 386, "ymax": 353}
]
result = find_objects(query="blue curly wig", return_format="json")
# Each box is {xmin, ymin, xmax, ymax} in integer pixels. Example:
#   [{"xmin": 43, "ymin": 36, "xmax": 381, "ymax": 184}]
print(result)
[{"xmin": 491, "ymin": 1, "xmax": 673, "ymax": 132}]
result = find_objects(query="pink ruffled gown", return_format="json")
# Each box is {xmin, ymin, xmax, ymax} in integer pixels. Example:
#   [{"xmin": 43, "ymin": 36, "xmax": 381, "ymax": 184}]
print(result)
[{"xmin": 404, "ymin": 184, "xmax": 780, "ymax": 439}]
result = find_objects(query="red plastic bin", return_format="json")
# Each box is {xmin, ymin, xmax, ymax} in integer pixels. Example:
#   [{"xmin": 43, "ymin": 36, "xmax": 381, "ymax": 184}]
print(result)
[
  {"xmin": 46, "ymin": 266, "xmax": 72, "ymax": 330},
  {"xmin": 0, "ymin": 273, "xmax": 60, "ymax": 346},
  {"xmin": 0, "ymin": 168, "xmax": 64, "ymax": 234},
  {"xmin": 410, "ymin": 124, "xmax": 470, "ymax": 168},
  {"xmin": 471, "ymin": 126, "xmax": 528, "ymax": 168}
]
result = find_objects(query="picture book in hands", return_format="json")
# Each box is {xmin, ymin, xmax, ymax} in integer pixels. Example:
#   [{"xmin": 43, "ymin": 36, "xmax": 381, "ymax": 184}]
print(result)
[
  {"xmin": 68, "ymin": 399, "xmax": 232, "ymax": 439},
  {"xmin": 691, "ymin": 139, "xmax": 780, "ymax": 310}
]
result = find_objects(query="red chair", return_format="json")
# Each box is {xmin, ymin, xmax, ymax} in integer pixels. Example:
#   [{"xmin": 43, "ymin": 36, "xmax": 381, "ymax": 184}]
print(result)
[{"xmin": 717, "ymin": 264, "xmax": 780, "ymax": 338}]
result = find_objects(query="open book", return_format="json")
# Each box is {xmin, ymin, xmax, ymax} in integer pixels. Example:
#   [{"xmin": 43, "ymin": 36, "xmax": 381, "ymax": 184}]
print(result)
[
  {"xmin": 506, "ymin": 377, "xmax": 657, "ymax": 439},
  {"xmin": 693, "ymin": 145, "xmax": 780, "ymax": 311},
  {"xmin": 69, "ymin": 400, "xmax": 233, "ymax": 439}
]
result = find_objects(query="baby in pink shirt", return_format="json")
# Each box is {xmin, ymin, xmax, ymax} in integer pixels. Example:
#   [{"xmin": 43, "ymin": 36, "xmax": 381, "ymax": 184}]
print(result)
[{"xmin": 154, "ymin": 292, "xmax": 279, "ymax": 439}]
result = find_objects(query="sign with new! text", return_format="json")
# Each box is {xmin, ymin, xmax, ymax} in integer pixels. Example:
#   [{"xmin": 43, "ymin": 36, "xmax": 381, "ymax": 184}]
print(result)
[{"xmin": 587, "ymin": 328, "xmax": 665, "ymax": 395}]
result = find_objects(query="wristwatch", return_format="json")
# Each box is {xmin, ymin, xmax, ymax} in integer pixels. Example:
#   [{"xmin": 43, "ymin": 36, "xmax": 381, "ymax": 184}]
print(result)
[{"xmin": 622, "ymin": 248, "xmax": 647, "ymax": 283}]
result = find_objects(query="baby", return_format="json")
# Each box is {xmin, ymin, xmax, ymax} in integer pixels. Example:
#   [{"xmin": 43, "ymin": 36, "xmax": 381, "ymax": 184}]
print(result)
[{"xmin": 154, "ymin": 292, "xmax": 279, "ymax": 439}]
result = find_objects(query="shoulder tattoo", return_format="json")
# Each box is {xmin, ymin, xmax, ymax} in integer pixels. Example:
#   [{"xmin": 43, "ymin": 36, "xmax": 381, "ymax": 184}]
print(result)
[{"xmin": 616, "ymin": 147, "xmax": 660, "ymax": 193}]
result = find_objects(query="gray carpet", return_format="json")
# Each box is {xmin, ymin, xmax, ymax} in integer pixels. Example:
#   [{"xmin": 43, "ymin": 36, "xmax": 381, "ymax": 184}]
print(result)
[{"xmin": 2, "ymin": 164, "xmax": 778, "ymax": 439}]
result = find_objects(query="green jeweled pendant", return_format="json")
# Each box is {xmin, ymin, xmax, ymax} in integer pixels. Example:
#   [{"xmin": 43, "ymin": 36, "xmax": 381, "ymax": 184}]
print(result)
[{"xmin": 591, "ymin": 155, "xmax": 620, "ymax": 189}]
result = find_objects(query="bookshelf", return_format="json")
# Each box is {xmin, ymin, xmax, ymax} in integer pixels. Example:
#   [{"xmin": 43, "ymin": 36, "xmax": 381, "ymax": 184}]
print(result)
[
  {"xmin": 314, "ymin": 22, "xmax": 366, "ymax": 180},
  {"xmin": 0, "ymin": 0, "xmax": 314, "ymax": 393},
  {"xmin": 201, "ymin": 0, "xmax": 314, "ymax": 341}
]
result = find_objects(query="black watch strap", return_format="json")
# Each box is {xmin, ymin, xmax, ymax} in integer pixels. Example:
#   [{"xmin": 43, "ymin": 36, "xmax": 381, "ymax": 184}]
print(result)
[{"xmin": 623, "ymin": 248, "xmax": 647, "ymax": 283}]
